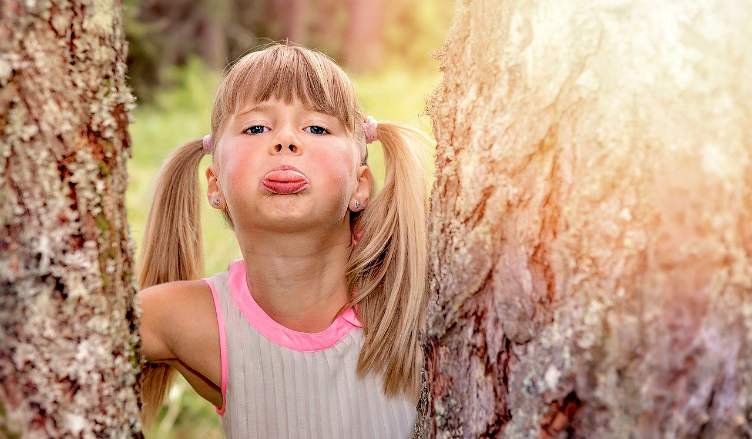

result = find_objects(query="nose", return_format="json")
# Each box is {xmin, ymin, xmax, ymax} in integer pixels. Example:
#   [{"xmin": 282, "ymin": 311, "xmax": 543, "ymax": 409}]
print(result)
[
  {"xmin": 269, "ymin": 124, "xmax": 302, "ymax": 156},
  {"xmin": 272, "ymin": 143, "xmax": 299, "ymax": 154}
]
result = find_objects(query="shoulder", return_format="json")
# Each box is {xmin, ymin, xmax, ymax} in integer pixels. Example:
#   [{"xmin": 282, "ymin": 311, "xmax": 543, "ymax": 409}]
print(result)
[{"xmin": 137, "ymin": 279, "xmax": 216, "ymax": 362}]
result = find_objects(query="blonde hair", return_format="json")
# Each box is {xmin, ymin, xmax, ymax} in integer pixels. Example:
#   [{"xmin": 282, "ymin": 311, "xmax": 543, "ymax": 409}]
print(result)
[{"xmin": 136, "ymin": 41, "xmax": 430, "ymax": 427}]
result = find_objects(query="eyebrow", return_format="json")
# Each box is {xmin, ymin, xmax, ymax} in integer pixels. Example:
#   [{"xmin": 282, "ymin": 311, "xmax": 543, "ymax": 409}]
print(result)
[
  {"xmin": 236, "ymin": 103, "xmax": 276, "ymax": 117},
  {"xmin": 236, "ymin": 101, "xmax": 337, "ymax": 119}
]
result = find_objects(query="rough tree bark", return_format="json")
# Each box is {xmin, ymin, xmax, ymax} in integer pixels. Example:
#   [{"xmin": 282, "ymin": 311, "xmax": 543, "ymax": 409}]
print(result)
[
  {"xmin": 0, "ymin": 0, "xmax": 142, "ymax": 437},
  {"xmin": 423, "ymin": 1, "xmax": 752, "ymax": 437}
]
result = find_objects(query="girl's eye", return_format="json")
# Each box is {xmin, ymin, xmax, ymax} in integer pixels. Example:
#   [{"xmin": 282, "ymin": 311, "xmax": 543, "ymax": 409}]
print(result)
[
  {"xmin": 243, "ymin": 125, "xmax": 331, "ymax": 136},
  {"xmin": 243, "ymin": 125, "xmax": 269, "ymax": 135},
  {"xmin": 243, "ymin": 125, "xmax": 330, "ymax": 135},
  {"xmin": 305, "ymin": 125, "xmax": 330, "ymax": 135}
]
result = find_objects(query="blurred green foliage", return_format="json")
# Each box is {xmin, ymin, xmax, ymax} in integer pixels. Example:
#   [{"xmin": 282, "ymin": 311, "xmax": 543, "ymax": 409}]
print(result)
[
  {"xmin": 128, "ymin": 55, "xmax": 442, "ymax": 437},
  {"xmin": 123, "ymin": 0, "xmax": 451, "ymax": 103}
]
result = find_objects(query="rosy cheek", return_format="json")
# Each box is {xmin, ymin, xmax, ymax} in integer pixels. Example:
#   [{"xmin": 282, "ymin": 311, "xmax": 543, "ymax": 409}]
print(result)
[
  {"xmin": 319, "ymin": 153, "xmax": 353, "ymax": 187},
  {"xmin": 223, "ymin": 157, "xmax": 256, "ymax": 191}
]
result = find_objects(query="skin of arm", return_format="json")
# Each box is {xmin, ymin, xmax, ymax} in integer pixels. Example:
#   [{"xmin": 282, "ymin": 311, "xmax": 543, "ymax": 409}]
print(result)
[{"xmin": 136, "ymin": 280, "xmax": 223, "ymax": 408}]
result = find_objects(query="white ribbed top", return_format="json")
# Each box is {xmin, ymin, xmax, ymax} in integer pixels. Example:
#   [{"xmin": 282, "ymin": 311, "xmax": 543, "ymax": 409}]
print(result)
[{"xmin": 202, "ymin": 259, "xmax": 417, "ymax": 438}]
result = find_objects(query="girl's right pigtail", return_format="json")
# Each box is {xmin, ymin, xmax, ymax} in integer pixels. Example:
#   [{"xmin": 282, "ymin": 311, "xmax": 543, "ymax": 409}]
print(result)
[
  {"xmin": 346, "ymin": 120, "xmax": 431, "ymax": 401},
  {"xmin": 135, "ymin": 138, "xmax": 207, "ymax": 428}
]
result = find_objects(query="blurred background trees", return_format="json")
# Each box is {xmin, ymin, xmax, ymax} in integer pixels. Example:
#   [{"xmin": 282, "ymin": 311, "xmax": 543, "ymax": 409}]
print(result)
[
  {"xmin": 124, "ymin": 0, "xmax": 446, "ymax": 103},
  {"xmin": 123, "ymin": 0, "xmax": 450, "ymax": 436}
]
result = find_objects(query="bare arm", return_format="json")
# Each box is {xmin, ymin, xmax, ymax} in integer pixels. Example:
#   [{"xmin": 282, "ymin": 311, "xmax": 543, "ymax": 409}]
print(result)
[
  {"xmin": 136, "ymin": 282, "xmax": 178, "ymax": 362},
  {"xmin": 136, "ymin": 280, "xmax": 223, "ymax": 408}
]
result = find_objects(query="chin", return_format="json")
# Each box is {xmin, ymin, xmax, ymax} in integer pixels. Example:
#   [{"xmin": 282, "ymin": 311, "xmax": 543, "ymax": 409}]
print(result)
[
  {"xmin": 260, "ymin": 196, "xmax": 314, "ymax": 221},
  {"xmin": 263, "ymin": 190, "xmax": 309, "ymax": 206}
]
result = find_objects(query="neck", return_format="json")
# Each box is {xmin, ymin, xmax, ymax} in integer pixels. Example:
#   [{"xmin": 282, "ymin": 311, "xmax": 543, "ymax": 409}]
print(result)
[{"xmin": 237, "ymin": 225, "xmax": 352, "ymax": 333}]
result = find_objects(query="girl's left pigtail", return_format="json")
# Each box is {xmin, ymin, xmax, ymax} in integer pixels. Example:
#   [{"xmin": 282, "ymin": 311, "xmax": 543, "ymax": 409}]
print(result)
[{"xmin": 136, "ymin": 138, "xmax": 207, "ymax": 428}]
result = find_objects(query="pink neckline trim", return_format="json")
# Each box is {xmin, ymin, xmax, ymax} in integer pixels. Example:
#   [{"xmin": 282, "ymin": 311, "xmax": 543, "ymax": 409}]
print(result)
[{"xmin": 228, "ymin": 259, "xmax": 363, "ymax": 352}]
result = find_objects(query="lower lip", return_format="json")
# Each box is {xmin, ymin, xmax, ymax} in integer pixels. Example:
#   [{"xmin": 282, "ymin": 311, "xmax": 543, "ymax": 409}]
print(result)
[{"xmin": 262, "ymin": 180, "xmax": 309, "ymax": 194}]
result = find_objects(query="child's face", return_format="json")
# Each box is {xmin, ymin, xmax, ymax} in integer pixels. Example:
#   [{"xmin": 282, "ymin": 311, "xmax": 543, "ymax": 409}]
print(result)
[{"xmin": 207, "ymin": 96, "xmax": 371, "ymax": 236}]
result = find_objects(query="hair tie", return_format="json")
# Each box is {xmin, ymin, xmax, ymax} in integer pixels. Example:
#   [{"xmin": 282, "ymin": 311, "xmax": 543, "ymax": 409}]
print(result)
[
  {"xmin": 364, "ymin": 116, "xmax": 378, "ymax": 144},
  {"xmin": 202, "ymin": 134, "xmax": 213, "ymax": 153}
]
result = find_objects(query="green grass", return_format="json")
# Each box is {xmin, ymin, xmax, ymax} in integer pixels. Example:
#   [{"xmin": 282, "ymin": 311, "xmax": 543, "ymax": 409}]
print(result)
[{"xmin": 126, "ymin": 58, "xmax": 440, "ymax": 437}]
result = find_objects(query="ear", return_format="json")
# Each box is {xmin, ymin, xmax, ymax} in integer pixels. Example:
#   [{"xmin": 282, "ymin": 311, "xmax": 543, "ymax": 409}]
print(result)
[
  {"xmin": 350, "ymin": 165, "xmax": 373, "ymax": 247},
  {"xmin": 205, "ymin": 164, "xmax": 225, "ymax": 209},
  {"xmin": 349, "ymin": 164, "xmax": 373, "ymax": 213}
]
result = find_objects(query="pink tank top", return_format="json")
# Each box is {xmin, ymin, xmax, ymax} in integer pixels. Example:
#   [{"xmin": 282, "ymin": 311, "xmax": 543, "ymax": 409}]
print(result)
[{"xmin": 201, "ymin": 259, "xmax": 417, "ymax": 438}]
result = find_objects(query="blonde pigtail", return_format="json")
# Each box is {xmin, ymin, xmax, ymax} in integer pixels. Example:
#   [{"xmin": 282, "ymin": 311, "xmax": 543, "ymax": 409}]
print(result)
[
  {"xmin": 135, "ymin": 138, "xmax": 207, "ymax": 427},
  {"xmin": 346, "ymin": 121, "xmax": 431, "ymax": 400}
]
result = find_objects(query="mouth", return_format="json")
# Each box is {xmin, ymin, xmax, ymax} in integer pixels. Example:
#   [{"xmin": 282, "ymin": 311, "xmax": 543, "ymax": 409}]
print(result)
[{"xmin": 261, "ymin": 168, "xmax": 309, "ymax": 195}]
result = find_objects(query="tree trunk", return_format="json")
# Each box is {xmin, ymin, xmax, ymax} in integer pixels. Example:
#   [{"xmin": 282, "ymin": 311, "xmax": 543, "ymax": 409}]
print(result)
[
  {"xmin": 271, "ymin": 0, "xmax": 311, "ymax": 46},
  {"xmin": 342, "ymin": 0, "xmax": 385, "ymax": 72},
  {"xmin": 0, "ymin": 0, "xmax": 142, "ymax": 437},
  {"xmin": 423, "ymin": 1, "xmax": 752, "ymax": 437},
  {"xmin": 198, "ymin": 0, "xmax": 230, "ymax": 72}
]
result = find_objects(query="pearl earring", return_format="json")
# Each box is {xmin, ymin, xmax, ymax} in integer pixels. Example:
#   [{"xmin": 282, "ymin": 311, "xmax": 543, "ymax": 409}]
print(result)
[{"xmin": 211, "ymin": 197, "xmax": 221, "ymax": 208}]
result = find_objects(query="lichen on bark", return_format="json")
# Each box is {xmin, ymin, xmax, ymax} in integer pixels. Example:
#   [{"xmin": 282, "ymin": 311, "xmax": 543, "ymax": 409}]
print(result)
[
  {"xmin": 1, "ymin": 0, "xmax": 142, "ymax": 436},
  {"xmin": 423, "ymin": 1, "xmax": 752, "ymax": 437}
]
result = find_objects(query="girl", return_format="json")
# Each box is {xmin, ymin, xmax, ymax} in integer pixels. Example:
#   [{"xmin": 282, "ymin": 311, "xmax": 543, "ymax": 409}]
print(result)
[{"xmin": 135, "ymin": 41, "xmax": 430, "ymax": 438}]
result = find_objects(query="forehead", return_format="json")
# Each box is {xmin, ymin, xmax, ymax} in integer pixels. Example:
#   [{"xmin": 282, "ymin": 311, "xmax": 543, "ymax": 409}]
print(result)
[
  {"xmin": 237, "ymin": 97, "xmax": 309, "ymax": 114},
  {"xmin": 232, "ymin": 98, "xmax": 340, "ymax": 122}
]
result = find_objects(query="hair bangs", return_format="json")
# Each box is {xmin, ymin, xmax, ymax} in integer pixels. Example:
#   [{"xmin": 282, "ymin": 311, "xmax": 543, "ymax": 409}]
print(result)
[{"xmin": 212, "ymin": 44, "xmax": 361, "ymax": 138}]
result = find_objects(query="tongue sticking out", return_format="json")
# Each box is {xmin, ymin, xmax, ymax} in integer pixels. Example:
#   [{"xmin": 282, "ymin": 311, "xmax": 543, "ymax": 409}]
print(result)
[
  {"xmin": 262, "ymin": 170, "xmax": 309, "ymax": 194},
  {"xmin": 262, "ymin": 180, "xmax": 308, "ymax": 194}
]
